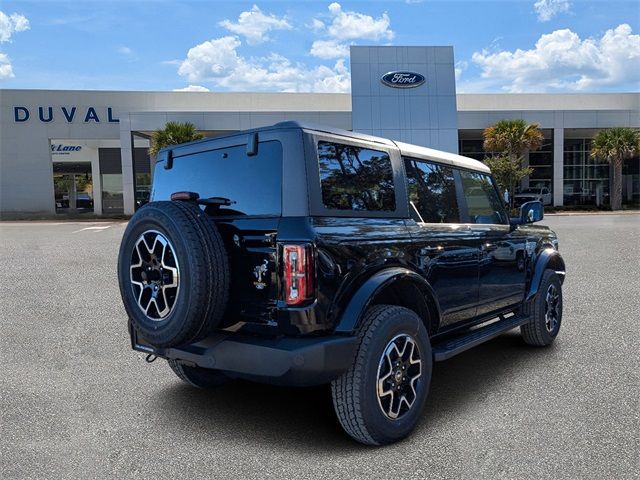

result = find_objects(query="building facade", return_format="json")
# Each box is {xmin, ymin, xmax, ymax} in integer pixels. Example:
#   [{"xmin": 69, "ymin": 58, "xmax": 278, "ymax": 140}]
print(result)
[{"xmin": 1, "ymin": 46, "xmax": 638, "ymax": 217}]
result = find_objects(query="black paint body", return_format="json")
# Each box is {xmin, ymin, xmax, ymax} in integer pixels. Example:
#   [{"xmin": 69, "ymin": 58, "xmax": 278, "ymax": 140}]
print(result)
[{"xmin": 134, "ymin": 122, "xmax": 565, "ymax": 385}]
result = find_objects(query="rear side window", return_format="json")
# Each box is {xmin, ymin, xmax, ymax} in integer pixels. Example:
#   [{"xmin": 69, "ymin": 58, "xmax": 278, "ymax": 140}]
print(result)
[
  {"xmin": 404, "ymin": 157, "xmax": 460, "ymax": 223},
  {"xmin": 459, "ymin": 171, "xmax": 507, "ymax": 224},
  {"xmin": 317, "ymin": 141, "xmax": 395, "ymax": 211},
  {"xmin": 152, "ymin": 140, "xmax": 282, "ymax": 216}
]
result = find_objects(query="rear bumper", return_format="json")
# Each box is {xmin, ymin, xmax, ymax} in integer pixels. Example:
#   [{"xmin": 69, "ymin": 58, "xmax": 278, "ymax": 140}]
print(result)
[{"xmin": 131, "ymin": 325, "xmax": 358, "ymax": 387}]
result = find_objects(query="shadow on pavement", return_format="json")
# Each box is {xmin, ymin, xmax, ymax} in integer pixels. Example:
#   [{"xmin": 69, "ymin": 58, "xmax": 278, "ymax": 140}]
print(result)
[{"xmin": 157, "ymin": 331, "xmax": 551, "ymax": 451}]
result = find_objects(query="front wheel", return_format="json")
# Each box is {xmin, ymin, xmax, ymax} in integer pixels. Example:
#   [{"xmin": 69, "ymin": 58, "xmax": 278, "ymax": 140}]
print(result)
[
  {"xmin": 521, "ymin": 269, "xmax": 563, "ymax": 346},
  {"xmin": 331, "ymin": 305, "xmax": 432, "ymax": 445}
]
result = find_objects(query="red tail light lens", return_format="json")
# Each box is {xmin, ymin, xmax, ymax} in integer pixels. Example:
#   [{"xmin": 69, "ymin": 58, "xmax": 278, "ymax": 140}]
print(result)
[{"xmin": 283, "ymin": 244, "xmax": 314, "ymax": 305}]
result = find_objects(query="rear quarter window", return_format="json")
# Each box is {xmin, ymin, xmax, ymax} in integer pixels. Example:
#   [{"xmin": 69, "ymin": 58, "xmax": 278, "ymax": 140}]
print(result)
[
  {"xmin": 152, "ymin": 140, "xmax": 282, "ymax": 216},
  {"xmin": 317, "ymin": 141, "xmax": 395, "ymax": 212}
]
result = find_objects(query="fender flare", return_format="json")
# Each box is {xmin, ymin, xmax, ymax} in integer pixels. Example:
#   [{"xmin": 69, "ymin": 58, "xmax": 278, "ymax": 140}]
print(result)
[
  {"xmin": 526, "ymin": 248, "xmax": 566, "ymax": 302},
  {"xmin": 334, "ymin": 267, "xmax": 441, "ymax": 334}
]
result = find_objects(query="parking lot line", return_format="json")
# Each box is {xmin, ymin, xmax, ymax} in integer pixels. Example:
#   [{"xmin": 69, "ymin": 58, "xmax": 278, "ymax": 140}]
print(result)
[{"xmin": 72, "ymin": 225, "xmax": 113, "ymax": 233}]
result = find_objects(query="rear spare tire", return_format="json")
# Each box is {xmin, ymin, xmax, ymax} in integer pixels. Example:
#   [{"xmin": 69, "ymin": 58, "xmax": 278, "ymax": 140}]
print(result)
[{"xmin": 118, "ymin": 201, "xmax": 229, "ymax": 347}]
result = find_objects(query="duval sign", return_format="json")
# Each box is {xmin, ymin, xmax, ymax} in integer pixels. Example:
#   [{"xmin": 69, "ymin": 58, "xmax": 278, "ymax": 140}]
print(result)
[
  {"xmin": 13, "ymin": 106, "xmax": 119, "ymax": 123},
  {"xmin": 381, "ymin": 71, "xmax": 426, "ymax": 88}
]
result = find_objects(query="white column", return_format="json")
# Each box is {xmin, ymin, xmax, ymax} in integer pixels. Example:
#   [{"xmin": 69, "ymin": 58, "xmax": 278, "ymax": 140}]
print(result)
[
  {"xmin": 120, "ymin": 116, "xmax": 135, "ymax": 215},
  {"xmin": 553, "ymin": 127, "xmax": 564, "ymax": 207},
  {"xmin": 91, "ymin": 149, "xmax": 103, "ymax": 215}
]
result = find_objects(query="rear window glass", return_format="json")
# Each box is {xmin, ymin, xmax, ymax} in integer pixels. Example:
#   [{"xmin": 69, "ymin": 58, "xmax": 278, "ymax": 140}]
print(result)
[
  {"xmin": 152, "ymin": 140, "xmax": 282, "ymax": 216},
  {"xmin": 317, "ymin": 141, "xmax": 395, "ymax": 211}
]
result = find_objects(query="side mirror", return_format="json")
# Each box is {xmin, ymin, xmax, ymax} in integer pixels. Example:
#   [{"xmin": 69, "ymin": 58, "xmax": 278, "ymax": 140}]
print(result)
[{"xmin": 520, "ymin": 200, "xmax": 544, "ymax": 224}]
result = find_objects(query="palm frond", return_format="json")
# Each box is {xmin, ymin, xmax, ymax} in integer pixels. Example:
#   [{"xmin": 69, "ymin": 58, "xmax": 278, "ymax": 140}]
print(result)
[{"xmin": 149, "ymin": 121, "xmax": 205, "ymax": 157}]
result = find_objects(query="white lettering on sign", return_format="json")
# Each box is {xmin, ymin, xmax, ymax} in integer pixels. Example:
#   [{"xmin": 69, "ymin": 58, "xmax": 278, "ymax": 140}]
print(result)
[
  {"xmin": 381, "ymin": 71, "xmax": 426, "ymax": 89},
  {"xmin": 392, "ymin": 73, "xmax": 417, "ymax": 84}
]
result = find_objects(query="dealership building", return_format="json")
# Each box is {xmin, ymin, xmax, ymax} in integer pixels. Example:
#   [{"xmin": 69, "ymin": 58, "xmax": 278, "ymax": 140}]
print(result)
[{"xmin": 1, "ymin": 46, "xmax": 638, "ymax": 217}]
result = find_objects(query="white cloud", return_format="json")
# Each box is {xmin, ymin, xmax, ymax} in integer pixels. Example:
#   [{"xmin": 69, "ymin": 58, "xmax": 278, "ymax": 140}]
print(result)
[
  {"xmin": 177, "ymin": 3, "xmax": 396, "ymax": 92},
  {"xmin": 308, "ymin": 3, "xmax": 394, "ymax": 60},
  {"xmin": 310, "ymin": 40, "xmax": 350, "ymax": 60},
  {"xmin": 173, "ymin": 85, "xmax": 210, "ymax": 92},
  {"xmin": 533, "ymin": 0, "xmax": 571, "ymax": 22},
  {"xmin": 0, "ymin": 11, "xmax": 28, "ymax": 80},
  {"xmin": 0, "ymin": 52, "xmax": 14, "ymax": 79},
  {"xmin": 177, "ymin": 35, "xmax": 350, "ymax": 93},
  {"xmin": 454, "ymin": 60, "xmax": 468, "ymax": 81},
  {"xmin": 178, "ymin": 36, "xmax": 243, "ymax": 82},
  {"xmin": 0, "ymin": 11, "xmax": 29, "ymax": 42},
  {"xmin": 118, "ymin": 46, "xmax": 133, "ymax": 56},
  {"xmin": 324, "ymin": 3, "xmax": 393, "ymax": 41},
  {"xmin": 219, "ymin": 4, "xmax": 291, "ymax": 45},
  {"xmin": 308, "ymin": 18, "xmax": 325, "ymax": 32},
  {"xmin": 471, "ymin": 24, "xmax": 640, "ymax": 92}
]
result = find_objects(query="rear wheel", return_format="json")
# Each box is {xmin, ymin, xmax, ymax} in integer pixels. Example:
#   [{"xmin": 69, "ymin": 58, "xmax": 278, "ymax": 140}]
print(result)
[
  {"xmin": 117, "ymin": 201, "xmax": 229, "ymax": 348},
  {"xmin": 168, "ymin": 359, "xmax": 228, "ymax": 389},
  {"xmin": 521, "ymin": 269, "xmax": 563, "ymax": 346},
  {"xmin": 331, "ymin": 305, "xmax": 432, "ymax": 445}
]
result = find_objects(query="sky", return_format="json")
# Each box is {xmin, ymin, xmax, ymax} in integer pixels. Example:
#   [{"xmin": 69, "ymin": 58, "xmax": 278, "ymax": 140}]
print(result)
[{"xmin": 0, "ymin": 0, "xmax": 638, "ymax": 93}]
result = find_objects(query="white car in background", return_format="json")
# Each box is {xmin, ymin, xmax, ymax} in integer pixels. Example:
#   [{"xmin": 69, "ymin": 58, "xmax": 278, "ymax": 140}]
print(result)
[{"xmin": 514, "ymin": 187, "xmax": 552, "ymax": 206}]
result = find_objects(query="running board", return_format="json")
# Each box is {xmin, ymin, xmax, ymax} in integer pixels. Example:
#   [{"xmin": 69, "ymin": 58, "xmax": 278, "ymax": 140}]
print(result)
[{"xmin": 432, "ymin": 314, "xmax": 530, "ymax": 361}]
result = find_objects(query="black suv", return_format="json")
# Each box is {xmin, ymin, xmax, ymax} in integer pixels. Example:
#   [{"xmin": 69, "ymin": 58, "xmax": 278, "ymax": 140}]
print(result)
[{"xmin": 118, "ymin": 122, "xmax": 565, "ymax": 445}]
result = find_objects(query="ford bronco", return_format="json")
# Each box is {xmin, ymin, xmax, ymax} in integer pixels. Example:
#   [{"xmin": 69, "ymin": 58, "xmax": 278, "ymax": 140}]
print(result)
[{"xmin": 118, "ymin": 122, "xmax": 565, "ymax": 445}]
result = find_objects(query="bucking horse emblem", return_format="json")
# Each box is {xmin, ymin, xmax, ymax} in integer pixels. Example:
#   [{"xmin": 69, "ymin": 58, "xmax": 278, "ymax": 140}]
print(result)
[{"xmin": 253, "ymin": 259, "xmax": 269, "ymax": 290}]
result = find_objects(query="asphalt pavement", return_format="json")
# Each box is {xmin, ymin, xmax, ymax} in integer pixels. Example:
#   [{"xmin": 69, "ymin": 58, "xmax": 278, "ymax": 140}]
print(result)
[{"xmin": 1, "ymin": 215, "xmax": 638, "ymax": 479}]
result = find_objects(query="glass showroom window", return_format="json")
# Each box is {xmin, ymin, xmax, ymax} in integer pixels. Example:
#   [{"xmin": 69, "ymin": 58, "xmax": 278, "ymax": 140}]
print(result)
[
  {"xmin": 99, "ymin": 148, "xmax": 124, "ymax": 214},
  {"xmin": 459, "ymin": 130, "xmax": 553, "ymax": 193},
  {"xmin": 528, "ymin": 130, "xmax": 553, "ymax": 192},
  {"xmin": 563, "ymin": 138, "xmax": 610, "ymax": 206}
]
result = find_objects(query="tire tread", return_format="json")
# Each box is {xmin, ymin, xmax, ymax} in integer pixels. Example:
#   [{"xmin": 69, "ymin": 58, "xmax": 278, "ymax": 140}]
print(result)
[
  {"xmin": 331, "ymin": 305, "xmax": 412, "ymax": 446},
  {"xmin": 520, "ymin": 269, "xmax": 561, "ymax": 346}
]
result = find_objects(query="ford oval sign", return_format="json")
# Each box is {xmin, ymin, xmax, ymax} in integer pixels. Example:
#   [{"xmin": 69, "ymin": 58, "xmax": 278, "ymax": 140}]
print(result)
[{"xmin": 381, "ymin": 71, "xmax": 425, "ymax": 88}]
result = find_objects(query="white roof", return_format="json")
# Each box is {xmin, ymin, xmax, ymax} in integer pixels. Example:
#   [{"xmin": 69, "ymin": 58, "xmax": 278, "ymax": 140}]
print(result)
[{"xmin": 394, "ymin": 141, "xmax": 490, "ymax": 174}]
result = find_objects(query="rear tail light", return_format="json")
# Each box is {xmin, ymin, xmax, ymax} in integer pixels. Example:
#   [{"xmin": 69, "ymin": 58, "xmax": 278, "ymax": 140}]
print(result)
[{"xmin": 283, "ymin": 244, "xmax": 314, "ymax": 305}]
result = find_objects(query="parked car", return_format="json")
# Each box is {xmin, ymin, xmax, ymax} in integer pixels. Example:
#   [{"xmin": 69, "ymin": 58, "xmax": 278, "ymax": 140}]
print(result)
[
  {"xmin": 75, "ymin": 192, "xmax": 93, "ymax": 209},
  {"xmin": 514, "ymin": 186, "xmax": 552, "ymax": 206},
  {"xmin": 118, "ymin": 122, "xmax": 566, "ymax": 445}
]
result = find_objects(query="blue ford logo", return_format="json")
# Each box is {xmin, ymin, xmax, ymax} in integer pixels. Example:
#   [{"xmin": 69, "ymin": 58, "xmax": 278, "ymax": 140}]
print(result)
[{"xmin": 381, "ymin": 71, "xmax": 426, "ymax": 88}]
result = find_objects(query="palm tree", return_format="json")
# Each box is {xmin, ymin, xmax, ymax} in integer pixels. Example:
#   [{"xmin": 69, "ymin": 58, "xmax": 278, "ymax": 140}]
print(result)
[
  {"xmin": 149, "ymin": 121, "xmax": 204, "ymax": 157},
  {"xmin": 483, "ymin": 119, "xmax": 544, "ymax": 161},
  {"xmin": 483, "ymin": 119, "xmax": 544, "ymax": 208},
  {"xmin": 590, "ymin": 127, "xmax": 640, "ymax": 210}
]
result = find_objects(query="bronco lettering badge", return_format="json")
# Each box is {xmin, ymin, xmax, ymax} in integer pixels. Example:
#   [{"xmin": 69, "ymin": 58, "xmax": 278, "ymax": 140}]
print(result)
[{"xmin": 253, "ymin": 259, "xmax": 269, "ymax": 290}]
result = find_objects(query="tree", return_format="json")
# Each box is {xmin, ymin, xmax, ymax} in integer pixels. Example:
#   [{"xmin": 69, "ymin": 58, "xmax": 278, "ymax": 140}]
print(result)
[
  {"xmin": 483, "ymin": 119, "xmax": 544, "ymax": 208},
  {"xmin": 590, "ymin": 127, "xmax": 640, "ymax": 210},
  {"xmin": 149, "ymin": 121, "xmax": 204, "ymax": 157},
  {"xmin": 484, "ymin": 155, "xmax": 533, "ymax": 206}
]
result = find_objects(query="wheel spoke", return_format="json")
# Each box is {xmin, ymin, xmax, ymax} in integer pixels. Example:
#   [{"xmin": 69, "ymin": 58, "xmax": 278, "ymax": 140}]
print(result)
[
  {"xmin": 376, "ymin": 333, "xmax": 422, "ymax": 421},
  {"xmin": 544, "ymin": 284, "xmax": 560, "ymax": 333},
  {"xmin": 129, "ymin": 230, "xmax": 180, "ymax": 321}
]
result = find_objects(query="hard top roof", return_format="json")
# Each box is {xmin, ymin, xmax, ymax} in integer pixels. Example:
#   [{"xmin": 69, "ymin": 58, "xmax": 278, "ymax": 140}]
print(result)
[{"xmin": 161, "ymin": 120, "xmax": 490, "ymax": 174}]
